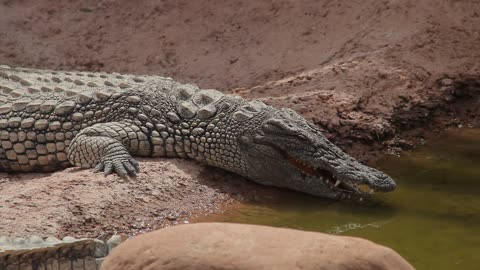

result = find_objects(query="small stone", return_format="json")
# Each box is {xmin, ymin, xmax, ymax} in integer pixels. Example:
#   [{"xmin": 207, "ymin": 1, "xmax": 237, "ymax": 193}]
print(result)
[
  {"xmin": 166, "ymin": 212, "xmax": 178, "ymax": 220},
  {"xmin": 439, "ymin": 78, "xmax": 454, "ymax": 87}
]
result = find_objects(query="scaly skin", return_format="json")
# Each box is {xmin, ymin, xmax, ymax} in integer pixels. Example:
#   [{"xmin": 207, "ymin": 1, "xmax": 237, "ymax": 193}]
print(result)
[
  {"xmin": 0, "ymin": 65, "xmax": 395, "ymax": 199},
  {"xmin": 0, "ymin": 64, "xmax": 396, "ymax": 269},
  {"xmin": 0, "ymin": 234, "xmax": 123, "ymax": 270}
]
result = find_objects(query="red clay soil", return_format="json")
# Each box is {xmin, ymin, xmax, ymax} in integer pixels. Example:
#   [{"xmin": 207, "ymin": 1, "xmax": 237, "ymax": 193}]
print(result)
[{"xmin": 0, "ymin": 0, "xmax": 479, "ymax": 237}]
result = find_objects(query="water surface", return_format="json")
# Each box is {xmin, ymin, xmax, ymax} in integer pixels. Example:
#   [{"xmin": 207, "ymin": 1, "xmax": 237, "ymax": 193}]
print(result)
[{"xmin": 206, "ymin": 128, "xmax": 480, "ymax": 270}]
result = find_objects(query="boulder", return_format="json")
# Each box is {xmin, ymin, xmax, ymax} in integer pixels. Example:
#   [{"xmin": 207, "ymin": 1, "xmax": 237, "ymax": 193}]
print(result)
[{"xmin": 101, "ymin": 223, "xmax": 414, "ymax": 270}]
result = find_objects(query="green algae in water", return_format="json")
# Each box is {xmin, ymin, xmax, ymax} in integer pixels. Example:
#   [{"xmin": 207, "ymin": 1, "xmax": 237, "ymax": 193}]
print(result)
[{"xmin": 206, "ymin": 128, "xmax": 480, "ymax": 270}]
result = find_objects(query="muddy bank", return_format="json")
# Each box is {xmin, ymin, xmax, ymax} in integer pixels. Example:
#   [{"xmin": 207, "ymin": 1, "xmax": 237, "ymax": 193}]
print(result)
[
  {"xmin": 0, "ymin": 0, "xmax": 479, "ymax": 237},
  {"xmin": 0, "ymin": 159, "xmax": 277, "ymax": 238}
]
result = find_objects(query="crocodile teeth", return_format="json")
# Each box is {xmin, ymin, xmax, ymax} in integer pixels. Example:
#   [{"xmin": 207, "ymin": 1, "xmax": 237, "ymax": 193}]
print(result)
[{"xmin": 334, "ymin": 180, "xmax": 341, "ymax": 187}]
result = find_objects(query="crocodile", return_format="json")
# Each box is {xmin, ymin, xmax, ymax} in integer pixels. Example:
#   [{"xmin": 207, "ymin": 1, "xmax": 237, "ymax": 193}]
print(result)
[
  {"xmin": 0, "ymin": 234, "xmax": 125, "ymax": 270},
  {"xmin": 0, "ymin": 65, "xmax": 395, "ymax": 199}
]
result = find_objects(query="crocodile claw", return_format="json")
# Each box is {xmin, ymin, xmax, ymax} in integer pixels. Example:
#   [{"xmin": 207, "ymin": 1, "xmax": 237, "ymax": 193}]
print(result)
[{"xmin": 94, "ymin": 155, "xmax": 140, "ymax": 178}]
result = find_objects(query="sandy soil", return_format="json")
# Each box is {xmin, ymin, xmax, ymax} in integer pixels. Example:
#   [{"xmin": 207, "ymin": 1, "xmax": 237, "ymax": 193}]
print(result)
[
  {"xmin": 0, "ymin": 158, "xmax": 276, "ymax": 238},
  {"xmin": 0, "ymin": 0, "xmax": 479, "ymax": 237}
]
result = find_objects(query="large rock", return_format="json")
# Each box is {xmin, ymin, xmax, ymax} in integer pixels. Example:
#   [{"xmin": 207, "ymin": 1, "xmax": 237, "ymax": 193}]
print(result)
[{"xmin": 101, "ymin": 223, "xmax": 414, "ymax": 270}]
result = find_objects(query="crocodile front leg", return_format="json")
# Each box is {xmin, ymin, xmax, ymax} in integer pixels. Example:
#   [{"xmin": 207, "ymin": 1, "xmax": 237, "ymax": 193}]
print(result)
[{"xmin": 67, "ymin": 122, "xmax": 148, "ymax": 177}]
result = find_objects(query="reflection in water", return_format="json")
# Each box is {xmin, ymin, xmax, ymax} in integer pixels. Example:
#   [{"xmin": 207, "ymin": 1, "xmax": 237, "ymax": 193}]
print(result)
[
  {"xmin": 205, "ymin": 128, "xmax": 480, "ymax": 270},
  {"xmin": 326, "ymin": 220, "xmax": 390, "ymax": 234}
]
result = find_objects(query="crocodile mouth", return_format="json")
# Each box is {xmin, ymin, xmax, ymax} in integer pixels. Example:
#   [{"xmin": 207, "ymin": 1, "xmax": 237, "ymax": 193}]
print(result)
[{"xmin": 287, "ymin": 156, "xmax": 374, "ymax": 199}]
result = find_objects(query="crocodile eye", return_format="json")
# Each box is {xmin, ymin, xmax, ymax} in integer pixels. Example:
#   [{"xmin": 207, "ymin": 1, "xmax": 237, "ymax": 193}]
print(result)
[
  {"xmin": 262, "ymin": 123, "xmax": 273, "ymax": 130},
  {"xmin": 262, "ymin": 123, "xmax": 283, "ymax": 133}
]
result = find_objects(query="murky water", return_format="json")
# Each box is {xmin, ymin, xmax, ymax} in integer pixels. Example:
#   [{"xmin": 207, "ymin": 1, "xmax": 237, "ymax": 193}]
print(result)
[{"xmin": 206, "ymin": 128, "xmax": 480, "ymax": 270}]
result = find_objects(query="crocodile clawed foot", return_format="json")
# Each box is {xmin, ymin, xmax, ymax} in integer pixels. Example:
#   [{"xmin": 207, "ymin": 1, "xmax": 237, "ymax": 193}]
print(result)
[{"xmin": 94, "ymin": 154, "xmax": 140, "ymax": 178}]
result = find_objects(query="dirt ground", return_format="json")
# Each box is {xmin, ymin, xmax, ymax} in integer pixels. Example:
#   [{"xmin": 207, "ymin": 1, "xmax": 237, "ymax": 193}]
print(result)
[{"xmin": 0, "ymin": 0, "xmax": 479, "ymax": 237}]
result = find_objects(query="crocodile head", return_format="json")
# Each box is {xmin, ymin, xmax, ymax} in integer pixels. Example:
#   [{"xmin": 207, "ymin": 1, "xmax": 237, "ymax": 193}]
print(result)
[{"xmin": 239, "ymin": 108, "xmax": 396, "ymax": 199}]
